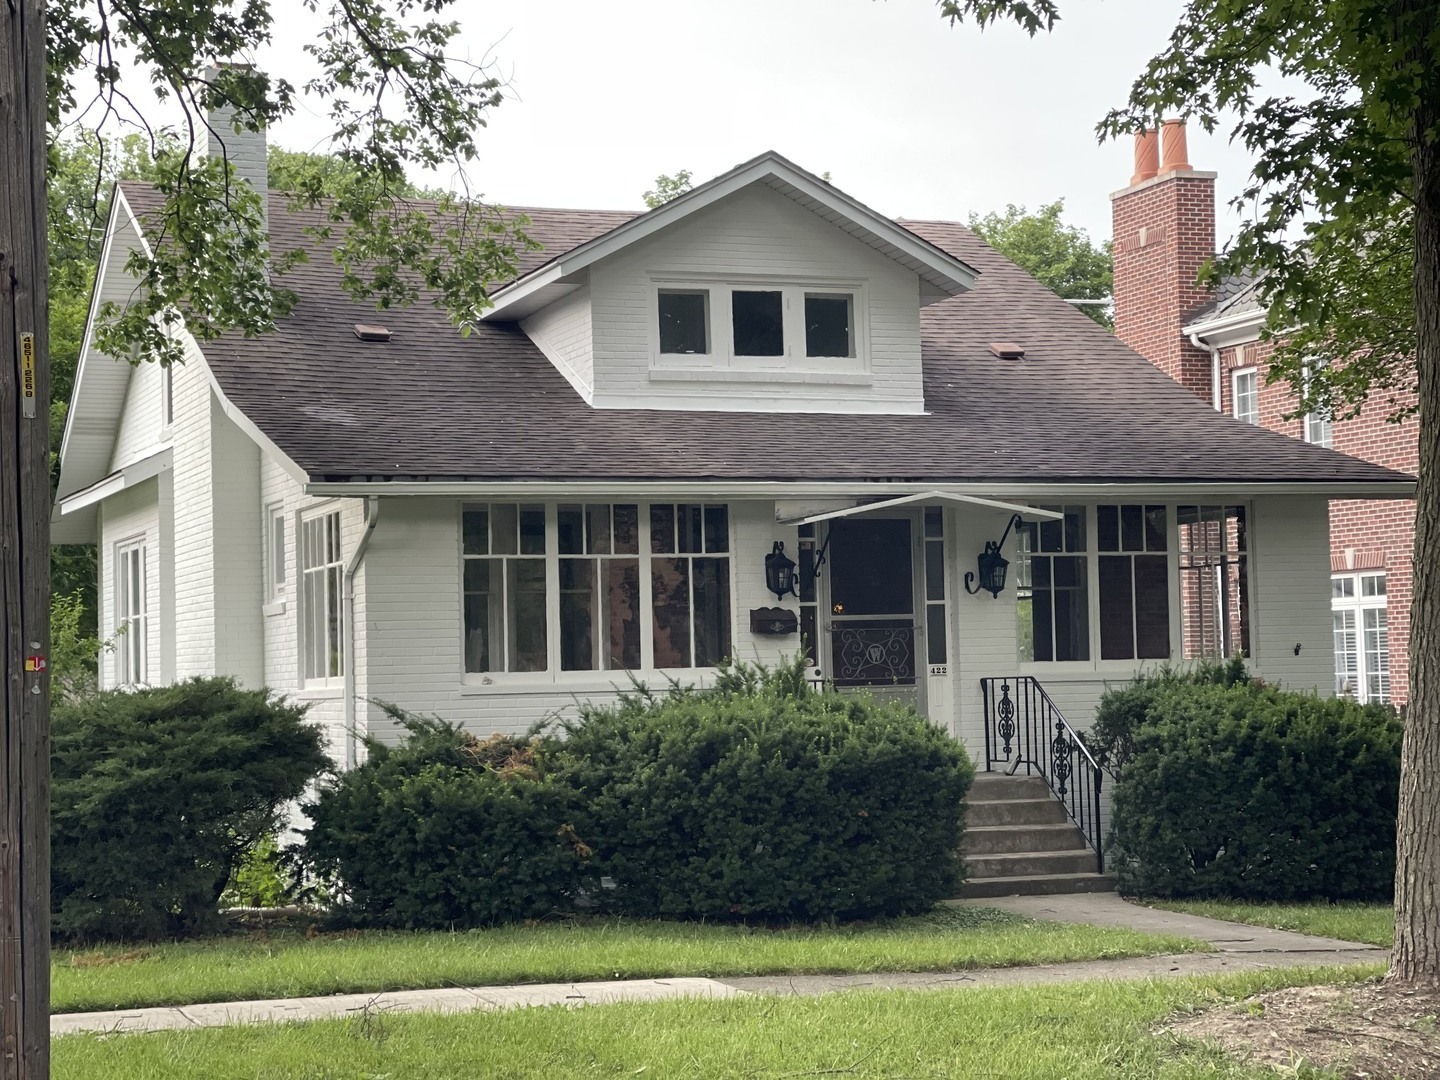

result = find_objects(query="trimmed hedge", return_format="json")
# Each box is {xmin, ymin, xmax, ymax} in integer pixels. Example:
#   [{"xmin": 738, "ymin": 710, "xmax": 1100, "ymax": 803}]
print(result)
[
  {"xmin": 302, "ymin": 712, "xmax": 591, "ymax": 929},
  {"xmin": 557, "ymin": 659, "xmax": 975, "ymax": 922},
  {"xmin": 50, "ymin": 678, "xmax": 327, "ymax": 941},
  {"xmin": 1107, "ymin": 677, "xmax": 1402, "ymax": 901},
  {"xmin": 302, "ymin": 660, "xmax": 974, "ymax": 927}
]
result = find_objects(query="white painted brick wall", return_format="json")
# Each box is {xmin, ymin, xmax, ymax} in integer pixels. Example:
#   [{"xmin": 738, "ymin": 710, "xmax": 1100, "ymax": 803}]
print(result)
[
  {"xmin": 586, "ymin": 185, "xmax": 926, "ymax": 414},
  {"xmin": 97, "ymin": 478, "xmax": 162, "ymax": 690},
  {"xmin": 520, "ymin": 288, "xmax": 594, "ymax": 401}
]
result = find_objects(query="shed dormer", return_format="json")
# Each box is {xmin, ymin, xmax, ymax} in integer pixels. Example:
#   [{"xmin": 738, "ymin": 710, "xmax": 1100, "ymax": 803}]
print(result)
[{"xmin": 488, "ymin": 152, "xmax": 977, "ymax": 414}]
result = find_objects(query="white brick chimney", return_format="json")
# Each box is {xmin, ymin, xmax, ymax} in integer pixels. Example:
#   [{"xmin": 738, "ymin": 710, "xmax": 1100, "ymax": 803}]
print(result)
[{"xmin": 202, "ymin": 63, "xmax": 269, "ymax": 233}]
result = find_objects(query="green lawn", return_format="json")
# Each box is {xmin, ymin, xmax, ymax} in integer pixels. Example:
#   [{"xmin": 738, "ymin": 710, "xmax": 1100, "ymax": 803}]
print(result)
[
  {"xmin": 52, "ymin": 965, "xmax": 1384, "ymax": 1079},
  {"xmin": 52, "ymin": 906, "xmax": 1205, "ymax": 1014},
  {"xmin": 1151, "ymin": 900, "xmax": 1394, "ymax": 948}
]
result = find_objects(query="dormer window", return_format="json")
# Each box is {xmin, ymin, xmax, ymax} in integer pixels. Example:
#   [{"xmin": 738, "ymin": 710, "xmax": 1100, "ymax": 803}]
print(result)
[
  {"xmin": 658, "ymin": 289, "xmax": 710, "ymax": 355},
  {"xmin": 651, "ymin": 276, "xmax": 867, "ymax": 373}
]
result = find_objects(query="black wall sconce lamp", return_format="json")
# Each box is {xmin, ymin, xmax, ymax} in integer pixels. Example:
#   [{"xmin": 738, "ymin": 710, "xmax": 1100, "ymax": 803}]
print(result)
[
  {"xmin": 765, "ymin": 541, "xmax": 798, "ymax": 599},
  {"xmin": 964, "ymin": 513, "xmax": 1024, "ymax": 599}
]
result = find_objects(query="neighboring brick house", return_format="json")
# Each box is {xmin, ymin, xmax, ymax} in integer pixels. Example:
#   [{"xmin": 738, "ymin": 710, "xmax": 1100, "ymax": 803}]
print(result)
[{"xmin": 1111, "ymin": 122, "xmax": 1419, "ymax": 705}]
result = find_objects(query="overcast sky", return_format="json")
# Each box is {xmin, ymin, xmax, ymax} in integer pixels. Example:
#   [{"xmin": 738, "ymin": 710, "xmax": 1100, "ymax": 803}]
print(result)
[{"xmin": 98, "ymin": 0, "xmax": 1265, "ymax": 248}]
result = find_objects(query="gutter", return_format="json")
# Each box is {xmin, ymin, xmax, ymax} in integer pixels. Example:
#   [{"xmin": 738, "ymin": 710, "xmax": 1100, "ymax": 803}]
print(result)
[
  {"xmin": 1190, "ymin": 332, "xmax": 1222, "ymax": 412},
  {"xmin": 342, "ymin": 496, "xmax": 381, "ymax": 771}
]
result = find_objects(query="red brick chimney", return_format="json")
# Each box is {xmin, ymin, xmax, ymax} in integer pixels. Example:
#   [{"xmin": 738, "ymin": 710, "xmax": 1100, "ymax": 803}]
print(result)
[{"xmin": 1111, "ymin": 120, "xmax": 1216, "ymax": 400}]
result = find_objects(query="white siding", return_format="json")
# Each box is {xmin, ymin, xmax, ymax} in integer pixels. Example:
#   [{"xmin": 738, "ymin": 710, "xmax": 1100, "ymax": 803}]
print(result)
[
  {"xmin": 520, "ymin": 287, "xmax": 594, "ymax": 401},
  {"xmin": 1249, "ymin": 495, "xmax": 1334, "ymax": 694},
  {"xmin": 97, "ymin": 478, "xmax": 163, "ymax": 690},
  {"xmin": 586, "ymin": 184, "xmax": 926, "ymax": 414},
  {"xmin": 109, "ymin": 358, "xmax": 167, "ymax": 470}
]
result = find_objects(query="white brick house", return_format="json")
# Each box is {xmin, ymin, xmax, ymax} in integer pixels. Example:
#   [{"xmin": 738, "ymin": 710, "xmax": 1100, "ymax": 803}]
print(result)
[{"xmin": 54, "ymin": 135, "xmax": 1412, "ymax": 834}]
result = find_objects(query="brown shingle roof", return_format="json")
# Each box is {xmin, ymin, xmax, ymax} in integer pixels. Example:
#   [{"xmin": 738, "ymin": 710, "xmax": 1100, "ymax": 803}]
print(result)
[{"xmin": 116, "ymin": 182, "xmax": 1408, "ymax": 488}]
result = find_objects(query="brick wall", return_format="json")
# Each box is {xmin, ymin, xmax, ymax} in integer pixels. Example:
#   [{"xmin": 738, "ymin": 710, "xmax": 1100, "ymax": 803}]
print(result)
[
  {"xmin": 1219, "ymin": 339, "xmax": 1419, "ymax": 703},
  {"xmin": 1111, "ymin": 169, "xmax": 1217, "ymax": 400}
]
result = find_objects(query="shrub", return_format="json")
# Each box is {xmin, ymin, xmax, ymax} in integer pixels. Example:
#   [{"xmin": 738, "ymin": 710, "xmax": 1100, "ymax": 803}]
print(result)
[
  {"xmin": 556, "ymin": 656, "xmax": 974, "ymax": 922},
  {"xmin": 1107, "ymin": 679, "xmax": 1401, "ymax": 901},
  {"xmin": 1089, "ymin": 657, "xmax": 1250, "ymax": 772},
  {"xmin": 50, "ymin": 678, "xmax": 328, "ymax": 941},
  {"xmin": 301, "ymin": 709, "xmax": 592, "ymax": 929}
]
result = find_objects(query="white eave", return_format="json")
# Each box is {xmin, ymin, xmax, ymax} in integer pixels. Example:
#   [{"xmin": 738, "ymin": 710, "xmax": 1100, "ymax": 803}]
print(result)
[
  {"xmin": 776, "ymin": 491, "xmax": 1065, "ymax": 526},
  {"xmin": 1184, "ymin": 303, "xmax": 1267, "ymax": 347},
  {"xmin": 480, "ymin": 151, "xmax": 979, "ymax": 321}
]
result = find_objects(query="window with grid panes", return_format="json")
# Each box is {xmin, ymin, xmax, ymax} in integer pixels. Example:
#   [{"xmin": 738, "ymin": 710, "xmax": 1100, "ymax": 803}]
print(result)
[
  {"xmin": 1096, "ymin": 505, "xmax": 1170, "ymax": 661},
  {"xmin": 115, "ymin": 541, "xmax": 148, "ymax": 686},
  {"xmin": 649, "ymin": 504, "xmax": 732, "ymax": 668},
  {"xmin": 1178, "ymin": 505, "xmax": 1250, "ymax": 659},
  {"xmin": 923, "ymin": 508, "xmax": 947, "ymax": 665},
  {"xmin": 301, "ymin": 510, "xmax": 345, "ymax": 682},
  {"xmin": 1332, "ymin": 572, "xmax": 1390, "ymax": 702},
  {"xmin": 462, "ymin": 504, "xmax": 548, "ymax": 673},
  {"xmin": 558, "ymin": 504, "xmax": 642, "ymax": 671},
  {"xmin": 1016, "ymin": 507, "xmax": 1089, "ymax": 662}
]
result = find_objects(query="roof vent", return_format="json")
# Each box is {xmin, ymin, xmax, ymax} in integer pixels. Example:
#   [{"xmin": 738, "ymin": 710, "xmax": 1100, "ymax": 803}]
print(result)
[
  {"xmin": 989, "ymin": 342, "xmax": 1025, "ymax": 360},
  {"xmin": 353, "ymin": 323, "xmax": 392, "ymax": 343}
]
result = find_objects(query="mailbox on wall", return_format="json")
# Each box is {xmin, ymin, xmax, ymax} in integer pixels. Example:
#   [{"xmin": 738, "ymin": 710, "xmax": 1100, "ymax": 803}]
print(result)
[{"xmin": 749, "ymin": 607, "xmax": 799, "ymax": 635}]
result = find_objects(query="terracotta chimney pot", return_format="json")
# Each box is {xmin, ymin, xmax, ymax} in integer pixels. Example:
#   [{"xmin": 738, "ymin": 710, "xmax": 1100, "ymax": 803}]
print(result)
[
  {"xmin": 1131, "ymin": 129, "xmax": 1159, "ymax": 185},
  {"xmin": 1160, "ymin": 120, "xmax": 1190, "ymax": 172}
]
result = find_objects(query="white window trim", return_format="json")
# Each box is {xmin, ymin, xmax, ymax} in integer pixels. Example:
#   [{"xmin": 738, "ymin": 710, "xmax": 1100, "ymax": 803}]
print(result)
[
  {"xmin": 1332, "ymin": 571, "xmax": 1389, "ymax": 703},
  {"xmin": 648, "ymin": 273, "xmax": 870, "ymax": 377},
  {"xmin": 1016, "ymin": 502, "xmax": 1255, "ymax": 676},
  {"xmin": 1302, "ymin": 361, "xmax": 1334, "ymax": 448},
  {"xmin": 263, "ymin": 502, "xmax": 288, "ymax": 615},
  {"xmin": 160, "ymin": 364, "xmax": 175, "ymax": 436},
  {"xmin": 299, "ymin": 504, "xmax": 345, "ymax": 690},
  {"xmin": 1231, "ymin": 366, "xmax": 1259, "ymax": 425},
  {"xmin": 113, "ymin": 537, "xmax": 149, "ymax": 688},
  {"xmin": 459, "ymin": 501, "xmax": 738, "ymax": 688}
]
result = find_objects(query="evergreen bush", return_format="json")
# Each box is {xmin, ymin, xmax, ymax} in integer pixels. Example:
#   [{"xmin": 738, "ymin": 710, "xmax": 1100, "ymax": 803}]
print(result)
[
  {"xmin": 1107, "ymin": 678, "xmax": 1401, "ymax": 900},
  {"xmin": 50, "ymin": 678, "xmax": 327, "ymax": 941},
  {"xmin": 556, "ymin": 656, "xmax": 974, "ymax": 922},
  {"xmin": 301, "ymin": 710, "xmax": 591, "ymax": 929}
]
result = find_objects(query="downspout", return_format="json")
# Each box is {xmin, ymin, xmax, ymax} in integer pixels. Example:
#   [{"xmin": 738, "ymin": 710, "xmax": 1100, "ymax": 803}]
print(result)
[
  {"xmin": 1190, "ymin": 332, "xmax": 1221, "ymax": 412},
  {"xmin": 342, "ymin": 497, "xmax": 380, "ymax": 771}
]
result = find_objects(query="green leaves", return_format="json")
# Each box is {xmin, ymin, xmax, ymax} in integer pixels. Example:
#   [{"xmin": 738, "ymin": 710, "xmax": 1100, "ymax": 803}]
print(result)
[{"xmin": 968, "ymin": 200, "xmax": 1113, "ymax": 327}]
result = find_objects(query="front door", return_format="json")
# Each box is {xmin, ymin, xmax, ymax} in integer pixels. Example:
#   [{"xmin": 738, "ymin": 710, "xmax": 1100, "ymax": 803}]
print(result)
[{"xmin": 821, "ymin": 516, "xmax": 925, "ymax": 716}]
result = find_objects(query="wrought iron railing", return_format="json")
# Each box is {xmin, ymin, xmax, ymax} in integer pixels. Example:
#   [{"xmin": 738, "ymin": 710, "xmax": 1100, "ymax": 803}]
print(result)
[{"xmin": 980, "ymin": 676, "xmax": 1107, "ymax": 874}]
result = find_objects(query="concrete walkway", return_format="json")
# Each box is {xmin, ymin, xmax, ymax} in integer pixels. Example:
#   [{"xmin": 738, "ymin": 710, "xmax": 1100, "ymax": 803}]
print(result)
[{"xmin": 52, "ymin": 895, "xmax": 1386, "ymax": 1038}]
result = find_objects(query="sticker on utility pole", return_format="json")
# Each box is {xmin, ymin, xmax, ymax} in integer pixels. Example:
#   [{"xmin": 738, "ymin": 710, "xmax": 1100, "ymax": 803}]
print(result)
[
  {"xmin": 21, "ymin": 333, "xmax": 36, "ymax": 418},
  {"xmin": 25, "ymin": 655, "xmax": 46, "ymax": 673}
]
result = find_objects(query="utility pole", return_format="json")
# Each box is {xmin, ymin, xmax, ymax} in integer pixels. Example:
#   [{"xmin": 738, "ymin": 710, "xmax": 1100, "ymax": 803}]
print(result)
[{"xmin": 0, "ymin": 0, "xmax": 51, "ymax": 1074}]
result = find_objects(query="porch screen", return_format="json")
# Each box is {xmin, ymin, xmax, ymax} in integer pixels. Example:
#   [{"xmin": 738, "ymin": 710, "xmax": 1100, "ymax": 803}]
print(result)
[
  {"xmin": 1017, "ymin": 507, "xmax": 1089, "ymax": 662},
  {"xmin": 1178, "ymin": 505, "xmax": 1250, "ymax": 659},
  {"xmin": 462, "ymin": 504, "xmax": 548, "ymax": 673},
  {"xmin": 650, "ymin": 504, "xmax": 732, "ymax": 668},
  {"xmin": 1097, "ymin": 505, "xmax": 1170, "ymax": 661}
]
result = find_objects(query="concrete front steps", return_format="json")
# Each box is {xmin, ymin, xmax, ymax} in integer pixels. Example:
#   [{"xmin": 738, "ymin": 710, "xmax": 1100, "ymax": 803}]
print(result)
[{"xmin": 957, "ymin": 774, "xmax": 1116, "ymax": 898}]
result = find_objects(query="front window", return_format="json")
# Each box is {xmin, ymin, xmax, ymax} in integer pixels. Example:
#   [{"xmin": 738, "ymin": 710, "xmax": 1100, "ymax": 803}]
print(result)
[
  {"xmin": 1178, "ymin": 505, "xmax": 1250, "ymax": 659},
  {"xmin": 115, "ymin": 540, "xmax": 148, "ymax": 686},
  {"xmin": 1333, "ymin": 572, "xmax": 1389, "ymax": 702},
  {"xmin": 1096, "ymin": 505, "xmax": 1170, "ymax": 661},
  {"xmin": 1232, "ymin": 367, "xmax": 1258, "ymax": 425},
  {"xmin": 461, "ymin": 503, "xmax": 733, "ymax": 677},
  {"xmin": 301, "ymin": 509, "xmax": 344, "ymax": 683},
  {"xmin": 805, "ymin": 293, "xmax": 854, "ymax": 357},
  {"xmin": 1017, "ymin": 507, "xmax": 1090, "ymax": 662}
]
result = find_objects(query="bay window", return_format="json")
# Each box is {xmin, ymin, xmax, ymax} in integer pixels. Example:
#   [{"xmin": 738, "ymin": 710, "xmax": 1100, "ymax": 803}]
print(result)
[{"xmin": 462, "ymin": 503, "xmax": 733, "ymax": 677}]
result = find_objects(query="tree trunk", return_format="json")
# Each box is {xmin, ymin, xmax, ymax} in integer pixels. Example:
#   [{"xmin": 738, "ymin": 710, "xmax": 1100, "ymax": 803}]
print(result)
[
  {"xmin": 1391, "ymin": 0, "xmax": 1440, "ymax": 989},
  {"xmin": 0, "ymin": 0, "xmax": 51, "ymax": 1074}
]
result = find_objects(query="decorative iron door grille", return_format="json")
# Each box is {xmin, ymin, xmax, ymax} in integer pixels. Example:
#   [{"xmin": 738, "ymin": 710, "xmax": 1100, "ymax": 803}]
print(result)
[{"xmin": 823, "ymin": 518, "xmax": 921, "ymax": 695}]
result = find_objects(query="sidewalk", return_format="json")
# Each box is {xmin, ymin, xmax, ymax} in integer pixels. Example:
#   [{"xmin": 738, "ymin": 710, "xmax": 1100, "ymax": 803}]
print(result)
[{"xmin": 52, "ymin": 895, "xmax": 1386, "ymax": 1038}]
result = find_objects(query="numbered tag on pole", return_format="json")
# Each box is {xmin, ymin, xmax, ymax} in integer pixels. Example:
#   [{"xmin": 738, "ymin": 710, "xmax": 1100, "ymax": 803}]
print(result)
[{"xmin": 20, "ymin": 332, "xmax": 37, "ymax": 418}]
